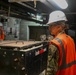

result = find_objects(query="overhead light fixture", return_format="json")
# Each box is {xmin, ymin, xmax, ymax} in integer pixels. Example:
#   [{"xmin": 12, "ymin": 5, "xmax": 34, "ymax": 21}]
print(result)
[{"xmin": 53, "ymin": 0, "xmax": 68, "ymax": 9}]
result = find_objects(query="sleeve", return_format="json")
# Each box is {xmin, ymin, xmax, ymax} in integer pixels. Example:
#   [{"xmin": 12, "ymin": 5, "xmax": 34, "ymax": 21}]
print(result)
[{"xmin": 47, "ymin": 44, "xmax": 59, "ymax": 75}]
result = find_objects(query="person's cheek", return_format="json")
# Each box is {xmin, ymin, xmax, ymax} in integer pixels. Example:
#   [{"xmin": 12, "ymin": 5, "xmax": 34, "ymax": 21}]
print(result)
[{"xmin": 51, "ymin": 27, "xmax": 57, "ymax": 35}]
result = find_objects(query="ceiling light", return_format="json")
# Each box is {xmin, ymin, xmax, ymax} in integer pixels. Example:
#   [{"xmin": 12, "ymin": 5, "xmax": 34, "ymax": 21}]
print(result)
[{"xmin": 53, "ymin": 0, "xmax": 68, "ymax": 9}]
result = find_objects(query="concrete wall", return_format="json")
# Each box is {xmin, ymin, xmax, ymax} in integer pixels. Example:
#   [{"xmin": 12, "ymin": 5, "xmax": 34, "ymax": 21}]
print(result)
[
  {"xmin": 19, "ymin": 20, "xmax": 29, "ymax": 40},
  {"xmin": 3, "ymin": 17, "xmax": 46, "ymax": 40},
  {"xmin": 19, "ymin": 20, "xmax": 43, "ymax": 40},
  {"xmin": 4, "ymin": 17, "xmax": 21, "ymax": 40}
]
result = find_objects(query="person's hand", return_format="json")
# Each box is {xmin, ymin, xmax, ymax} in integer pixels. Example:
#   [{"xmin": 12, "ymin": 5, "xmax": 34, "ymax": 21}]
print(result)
[
  {"xmin": 47, "ymin": 35, "xmax": 54, "ymax": 41},
  {"xmin": 40, "ymin": 34, "xmax": 46, "ymax": 41}
]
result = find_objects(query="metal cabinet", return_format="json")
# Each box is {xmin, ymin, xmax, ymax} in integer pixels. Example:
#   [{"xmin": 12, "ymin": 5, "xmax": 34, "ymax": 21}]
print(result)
[{"xmin": 0, "ymin": 41, "xmax": 48, "ymax": 75}]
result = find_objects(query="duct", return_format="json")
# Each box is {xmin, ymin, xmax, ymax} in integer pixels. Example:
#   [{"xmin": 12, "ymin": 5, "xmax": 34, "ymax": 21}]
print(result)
[
  {"xmin": 0, "ymin": 1, "xmax": 44, "ymax": 24},
  {"xmin": 8, "ymin": 0, "xmax": 39, "ymax": 2},
  {"xmin": 17, "ymin": 2, "xmax": 36, "ymax": 11},
  {"xmin": 9, "ymin": 0, "xmax": 32, "ymax": 2},
  {"xmin": 40, "ymin": 0, "xmax": 56, "ymax": 11}
]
